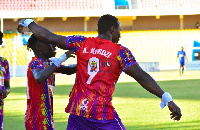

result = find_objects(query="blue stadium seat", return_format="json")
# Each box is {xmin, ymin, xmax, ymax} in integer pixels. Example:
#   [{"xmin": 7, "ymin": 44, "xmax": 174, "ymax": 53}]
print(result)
[{"xmin": 114, "ymin": 0, "xmax": 129, "ymax": 6}]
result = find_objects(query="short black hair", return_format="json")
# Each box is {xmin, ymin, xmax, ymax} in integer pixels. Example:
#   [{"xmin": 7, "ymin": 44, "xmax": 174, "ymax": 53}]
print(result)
[
  {"xmin": 97, "ymin": 14, "xmax": 119, "ymax": 34},
  {"xmin": 27, "ymin": 34, "xmax": 39, "ymax": 51},
  {"xmin": 0, "ymin": 31, "xmax": 3, "ymax": 41}
]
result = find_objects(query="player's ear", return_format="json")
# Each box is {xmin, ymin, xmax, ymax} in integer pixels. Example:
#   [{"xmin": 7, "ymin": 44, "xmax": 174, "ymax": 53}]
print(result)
[{"xmin": 109, "ymin": 26, "xmax": 115, "ymax": 34}]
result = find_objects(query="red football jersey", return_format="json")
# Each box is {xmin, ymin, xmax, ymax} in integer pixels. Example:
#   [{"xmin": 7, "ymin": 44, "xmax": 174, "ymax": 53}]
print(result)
[
  {"xmin": 25, "ymin": 57, "xmax": 54, "ymax": 130},
  {"xmin": 65, "ymin": 36, "xmax": 137, "ymax": 120},
  {"xmin": 0, "ymin": 57, "xmax": 10, "ymax": 115}
]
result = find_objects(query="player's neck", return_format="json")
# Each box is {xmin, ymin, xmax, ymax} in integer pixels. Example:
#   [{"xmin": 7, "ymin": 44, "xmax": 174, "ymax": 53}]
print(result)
[
  {"xmin": 35, "ymin": 52, "xmax": 48, "ymax": 62},
  {"xmin": 98, "ymin": 34, "xmax": 111, "ymax": 41}
]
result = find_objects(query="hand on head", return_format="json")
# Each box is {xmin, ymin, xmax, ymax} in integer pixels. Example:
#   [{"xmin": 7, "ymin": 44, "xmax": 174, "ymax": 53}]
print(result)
[
  {"xmin": 17, "ymin": 19, "xmax": 26, "ymax": 34},
  {"xmin": 17, "ymin": 19, "xmax": 34, "ymax": 34},
  {"xmin": 65, "ymin": 50, "xmax": 76, "ymax": 59},
  {"xmin": 17, "ymin": 25, "xmax": 24, "ymax": 34}
]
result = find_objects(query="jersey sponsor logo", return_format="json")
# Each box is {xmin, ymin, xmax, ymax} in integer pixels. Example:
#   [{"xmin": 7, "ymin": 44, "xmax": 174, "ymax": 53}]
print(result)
[
  {"xmin": 83, "ymin": 47, "xmax": 112, "ymax": 58},
  {"xmin": 87, "ymin": 57, "xmax": 112, "ymax": 84},
  {"xmin": 79, "ymin": 98, "xmax": 89, "ymax": 111},
  {"xmin": 99, "ymin": 59, "xmax": 112, "ymax": 73},
  {"xmin": 179, "ymin": 54, "xmax": 184, "ymax": 57}
]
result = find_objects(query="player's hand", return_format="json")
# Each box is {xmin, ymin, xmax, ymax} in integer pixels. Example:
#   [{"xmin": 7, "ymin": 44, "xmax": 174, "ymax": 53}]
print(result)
[
  {"xmin": 65, "ymin": 50, "xmax": 76, "ymax": 59},
  {"xmin": 168, "ymin": 101, "xmax": 182, "ymax": 121},
  {"xmin": 17, "ymin": 24, "xmax": 24, "ymax": 34},
  {"xmin": 48, "ymin": 85, "xmax": 54, "ymax": 96},
  {"xmin": 17, "ymin": 19, "xmax": 34, "ymax": 34},
  {"xmin": 17, "ymin": 19, "xmax": 26, "ymax": 34},
  {"xmin": 0, "ymin": 89, "xmax": 8, "ymax": 99},
  {"xmin": 0, "ymin": 98, "xmax": 3, "ymax": 106}
]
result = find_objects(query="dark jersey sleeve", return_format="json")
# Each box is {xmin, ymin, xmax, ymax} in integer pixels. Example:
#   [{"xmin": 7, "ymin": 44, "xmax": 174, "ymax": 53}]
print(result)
[{"xmin": 65, "ymin": 35, "xmax": 86, "ymax": 52}]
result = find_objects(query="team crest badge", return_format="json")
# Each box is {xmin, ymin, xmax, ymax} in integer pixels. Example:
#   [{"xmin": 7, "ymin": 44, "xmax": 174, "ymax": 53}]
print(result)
[{"xmin": 89, "ymin": 61, "xmax": 97, "ymax": 72}]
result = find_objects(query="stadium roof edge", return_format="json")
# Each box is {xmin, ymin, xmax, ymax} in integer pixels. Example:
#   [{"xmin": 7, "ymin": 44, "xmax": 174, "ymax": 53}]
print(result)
[{"xmin": 1, "ymin": 8, "xmax": 200, "ymax": 19}]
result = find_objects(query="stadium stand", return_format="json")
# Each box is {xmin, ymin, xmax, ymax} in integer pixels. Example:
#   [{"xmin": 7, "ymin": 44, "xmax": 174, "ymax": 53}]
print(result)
[
  {"xmin": 1, "ymin": 0, "xmax": 200, "ymax": 11},
  {"xmin": 1, "ymin": 33, "xmax": 28, "ymax": 66},
  {"xmin": 2, "ymin": 29, "xmax": 200, "ymax": 69},
  {"xmin": 1, "ymin": 0, "xmax": 200, "ymax": 76},
  {"xmin": 0, "ymin": 0, "xmax": 102, "ymax": 11},
  {"xmin": 139, "ymin": 0, "xmax": 200, "ymax": 9},
  {"xmin": 114, "ymin": 0, "xmax": 129, "ymax": 9}
]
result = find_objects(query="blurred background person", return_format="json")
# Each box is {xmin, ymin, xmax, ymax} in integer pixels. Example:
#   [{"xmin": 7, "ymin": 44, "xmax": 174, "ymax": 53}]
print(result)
[
  {"xmin": 177, "ymin": 46, "xmax": 188, "ymax": 76},
  {"xmin": 0, "ymin": 31, "xmax": 11, "ymax": 130}
]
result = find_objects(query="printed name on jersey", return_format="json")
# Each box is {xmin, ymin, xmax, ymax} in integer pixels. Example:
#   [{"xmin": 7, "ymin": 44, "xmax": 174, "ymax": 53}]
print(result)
[{"xmin": 83, "ymin": 47, "xmax": 112, "ymax": 58}]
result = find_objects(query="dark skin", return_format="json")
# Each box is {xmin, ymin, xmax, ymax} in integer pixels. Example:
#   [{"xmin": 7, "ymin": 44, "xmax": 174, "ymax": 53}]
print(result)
[
  {"xmin": 31, "ymin": 40, "xmax": 76, "ymax": 84},
  {"xmin": 17, "ymin": 19, "xmax": 182, "ymax": 121},
  {"xmin": 0, "ymin": 40, "xmax": 11, "ymax": 105}
]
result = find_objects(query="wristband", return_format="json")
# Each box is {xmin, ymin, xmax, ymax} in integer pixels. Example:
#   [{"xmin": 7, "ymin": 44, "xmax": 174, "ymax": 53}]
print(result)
[
  {"xmin": 51, "ymin": 57, "xmax": 62, "ymax": 68},
  {"xmin": 160, "ymin": 92, "xmax": 173, "ymax": 109},
  {"xmin": 19, "ymin": 19, "xmax": 34, "ymax": 28},
  {"xmin": 52, "ymin": 86, "xmax": 55, "ymax": 92},
  {"xmin": 59, "ymin": 53, "xmax": 67, "ymax": 62}
]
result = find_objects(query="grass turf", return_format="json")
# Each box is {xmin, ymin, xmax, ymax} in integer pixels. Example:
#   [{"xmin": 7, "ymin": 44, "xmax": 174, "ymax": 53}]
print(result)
[{"xmin": 3, "ymin": 70, "xmax": 200, "ymax": 130}]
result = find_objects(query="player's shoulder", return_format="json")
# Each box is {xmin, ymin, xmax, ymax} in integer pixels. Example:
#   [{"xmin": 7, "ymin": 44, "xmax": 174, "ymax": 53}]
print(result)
[
  {"xmin": 68, "ymin": 35, "xmax": 86, "ymax": 40},
  {"xmin": 116, "ymin": 43, "xmax": 130, "ymax": 52},
  {"xmin": 0, "ymin": 57, "xmax": 8, "ymax": 62},
  {"xmin": 29, "ymin": 57, "xmax": 44, "ymax": 65}
]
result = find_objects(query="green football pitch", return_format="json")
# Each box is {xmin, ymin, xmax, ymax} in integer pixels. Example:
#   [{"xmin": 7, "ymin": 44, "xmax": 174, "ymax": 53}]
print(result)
[{"xmin": 3, "ymin": 70, "xmax": 200, "ymax": 130}]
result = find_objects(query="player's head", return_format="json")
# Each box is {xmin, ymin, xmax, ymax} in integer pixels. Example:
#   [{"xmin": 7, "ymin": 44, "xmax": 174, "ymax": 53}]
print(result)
[
  {"xmin": 181, "ymin": 46, "xmax": 184, "ymax": 51},
  {"xmin": 27, "ymin": 34, "xmax": 57, "ymax": 58},
  {"xmin": 0, "ymin": 31, "xmax": 3, "ymax": 45},
  {"xmin": 98, "ymin": 14, "xmax": 121, "ymax": 43}
]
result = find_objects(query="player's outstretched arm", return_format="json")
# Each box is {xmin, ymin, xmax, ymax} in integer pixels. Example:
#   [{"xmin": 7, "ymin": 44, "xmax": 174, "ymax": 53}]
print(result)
[
  {"xmin": 33, "ymin": 52, "xmax": 71, "ymax": 84},
  {"xmin": 56, "ymin": 64, "xmax": 77, "ymax": 75},
  {"xmin": 185, "ymin": 56, "xmax": 188, "ymax": 62},
  {"xmin": 33, "ymin": 64, "xmax": 58, "ymax": 84},
  {"xmin": 176, "ymin": 56, "xmax": 178, "ymax": 62},
  {"xmin": 125, "ymin": 64, "xmax": 182, "ymax": 121},
  {"xmin": 17, "ymin": 19, "xmax": 67, "ymax": 50}
]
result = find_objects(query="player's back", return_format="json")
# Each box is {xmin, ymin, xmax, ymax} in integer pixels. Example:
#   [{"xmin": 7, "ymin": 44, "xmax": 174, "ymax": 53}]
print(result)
[{"xmin": 66, "ymin": 37, "xmax": 123, "ymax": 120}]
